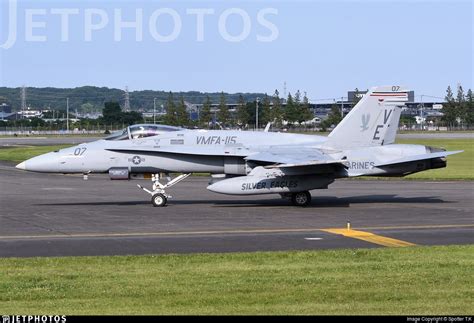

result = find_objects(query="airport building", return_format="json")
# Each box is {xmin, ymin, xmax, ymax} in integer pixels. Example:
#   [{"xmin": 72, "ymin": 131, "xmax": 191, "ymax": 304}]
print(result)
[
  {"xmin": 0, "ymin": 89, "xmax": 445, "ymax": 125},
  {"xmin": 187, "ymin": 90, "xmax": 444, "ymax": 123},
  {"xmin": 0, "ymin": 104, "xmax": 20, "ymax": 121},
  {"xmin": 0, "ymin": 103, "xmax": 12, "ymax": 113}
]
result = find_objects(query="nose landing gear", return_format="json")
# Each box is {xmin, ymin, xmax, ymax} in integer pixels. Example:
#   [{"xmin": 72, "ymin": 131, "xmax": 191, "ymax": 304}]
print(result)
[
  {"xmin": 151, "ymin": 193, "xmax": 167, "ymax": 207},
  {"xmin": 137, "ymin": 173, "xmax": 191, "ymax": 207}
]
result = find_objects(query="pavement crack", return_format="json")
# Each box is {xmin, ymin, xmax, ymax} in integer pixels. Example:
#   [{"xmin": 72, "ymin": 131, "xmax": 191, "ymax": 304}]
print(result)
[{"xmin": 2, "ymin": 215, "xmax": 71, "ymax": 236}]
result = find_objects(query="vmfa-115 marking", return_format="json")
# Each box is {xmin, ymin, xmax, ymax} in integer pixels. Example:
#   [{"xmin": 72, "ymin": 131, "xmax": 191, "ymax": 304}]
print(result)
[{"xmin": 17, "ymin": 86, "xmax": 462, "ymax": 207}]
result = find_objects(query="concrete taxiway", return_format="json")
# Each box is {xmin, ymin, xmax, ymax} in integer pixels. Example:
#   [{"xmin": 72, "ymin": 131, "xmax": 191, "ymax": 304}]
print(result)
[
  {"xmin": 0, "ymin": 162, "xmax": 472, "ymax": 257},
  {"xmin": 0, "ymin": 136, "xmax": 102, "ymax": 147}
]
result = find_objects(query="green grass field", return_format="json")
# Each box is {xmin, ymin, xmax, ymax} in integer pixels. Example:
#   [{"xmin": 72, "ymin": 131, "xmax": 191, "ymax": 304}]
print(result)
[
  {"xmin": 395, "ymin": 138, "xmax": 473, "ymax": 180},
  {"xmin": 0, "ymin": 246, "xmax": 472, "ymax": 315},
  {"xmin": 0, "ymin": 145, "xmax": 71, "ymax": 163},
  {"xmin": 0, "ymin": 134, "xmax": 105, "ymax": 138}
]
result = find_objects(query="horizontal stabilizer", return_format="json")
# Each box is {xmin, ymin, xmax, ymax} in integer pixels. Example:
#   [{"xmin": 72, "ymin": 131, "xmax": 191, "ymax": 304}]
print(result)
[{"xmin": 375, "ymin": 150, "xmax": 463, "ymax": 167}]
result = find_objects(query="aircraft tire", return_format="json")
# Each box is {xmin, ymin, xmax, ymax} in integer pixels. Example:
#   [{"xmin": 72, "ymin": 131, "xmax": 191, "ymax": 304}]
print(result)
[
  {"xmin": 291, "ymin": 191, "xmax": 311, "ymax": 207},
  {"xmin": 152, "ymin": 193, "xmax": 167, "ymax": 207}
]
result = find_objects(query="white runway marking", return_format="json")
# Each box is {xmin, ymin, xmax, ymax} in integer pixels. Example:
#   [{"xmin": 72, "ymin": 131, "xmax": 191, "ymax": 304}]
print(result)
[
  {"xmin": 304, "ymin": 237, "xmax": 323, "ymax": 241},
  {"xmin": 41, "ymin": 187, "xmax": 75, "ymax": 191}
]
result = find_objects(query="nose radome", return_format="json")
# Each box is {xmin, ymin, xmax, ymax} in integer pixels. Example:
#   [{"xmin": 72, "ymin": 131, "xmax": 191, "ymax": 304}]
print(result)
[
  {"xmin": 16, "ymin": 161, "xmax": 26, "ymax": 170},
  {"xmin": 16, "ymin": 152, "xmax": 61, "ymax": 173}
]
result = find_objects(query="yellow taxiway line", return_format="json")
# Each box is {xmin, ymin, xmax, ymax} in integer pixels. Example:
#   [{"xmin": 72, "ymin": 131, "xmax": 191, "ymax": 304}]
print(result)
[
  {"xmin": 0, "ymin": 224, "xmax": 472, "ymax": 242},
  {"xmin": 321, "ymin": 228, "xmax": 416, "ymax": 247}
]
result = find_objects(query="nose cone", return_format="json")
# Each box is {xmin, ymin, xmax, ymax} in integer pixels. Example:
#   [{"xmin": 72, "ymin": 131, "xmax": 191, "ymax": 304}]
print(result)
[
  {"xmin": 15, "ymin": 152, "xmax": 61, "ymax": 173},
  {"xmin": 207, "ymin": 177, "xmax": 242, "ymax": 195},
  {"xmin": 15, "ymin": 161, "xmax": 26, "ymax": 170}
]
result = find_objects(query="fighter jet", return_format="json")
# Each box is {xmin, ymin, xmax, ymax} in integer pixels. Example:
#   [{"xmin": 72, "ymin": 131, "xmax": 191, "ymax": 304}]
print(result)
[{"xmin": 16, "ymin": 86, "xmax": 462, "ymax": 207}]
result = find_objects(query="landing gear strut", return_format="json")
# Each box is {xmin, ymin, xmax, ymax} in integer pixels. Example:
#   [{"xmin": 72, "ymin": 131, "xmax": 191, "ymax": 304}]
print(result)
[
  {"xmin": 137, "ymin": 173, "xmax": 191, "ymax": 207},
  {"xmin": 291, "ymin": 191, "xmax": 312, "ymax": 207}
]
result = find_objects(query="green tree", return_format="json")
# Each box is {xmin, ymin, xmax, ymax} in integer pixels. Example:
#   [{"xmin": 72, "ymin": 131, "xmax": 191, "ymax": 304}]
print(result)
[
  {"xmin": 102, "ymin": 101, "xmax": 122, "ymax": 124},
  {"xmin": 294, "ymin": 90, "xmax": 302, "ymax": 122},
  {"xmin": 320, "ymin": 105, "xmax": 343, "ymax": 131},
  {"xmin": 299, "ymin": 92, "xmax": 313, "ymax": 123},
  {"xmin": 80, "ymin": 103, "xmax": 94, "ymax": 114},
  {"xmin": 200, "ymin": 96, "xmax": 212, "ymax": 128},
  {"xmin": 400, "ymin": 115, "xmax": 416, "ymax": 128},
  {"xmin": 217, "ymin": 92, "xmax": 230, "ymax": 127},
  {"xmin": 456, "ymin": 84, "xmax": 467, "ymax": 126},
  {"xmin": 121, "ymin": 111, "xmax": 143, "ymax": 125},
  {"xmin": 442, "ymin": 86, "xmax": 457, "ymax": 128},
  {"xmin": 236, "ymin": 94, "xmax": 249, "ymax": 127},
  {"xmin": 284, "ymin": 93, "xmax": 298, "ymax": 125},
  {"xmin": 165, "ymin": 92, "xmax": 177, "ymax": 126},
  {"xmin": 176, "ymin": 96, "xmax": 189, "ymax": 126},
  {"xmin": 271, "ymin": 90, "xmax": 283, "ymax": 127},
  {"xmin": 246, "ymin": 101, "xmax": 258, "ymax": 128},
  {"xmin": 352, "ymin": 88, "xmax": 363, "ymax": 106},
  {"xmin": 259, "ymin": 94, "xmax": 271, "ymax": 126},
  {"xmin": 29, "ymin": 117, "xmax": 46, "ymax": 128},
  {"xmin": 466, "ymin": 89, "xmax": 474, "ymax": 126}
]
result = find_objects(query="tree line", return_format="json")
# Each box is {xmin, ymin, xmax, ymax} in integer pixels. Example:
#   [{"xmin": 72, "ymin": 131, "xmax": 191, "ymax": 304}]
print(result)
[
  {"xmin": 3, "ymin": 85, "xmax": 472, "ymax": 131},
  {"xmin": 0, "ymin": 86, "xmax": 264, "ymax": 112},
  {"xmin": 442, "ymin": 85, "xmax": 473, "ymax": 129},
  {"xmin": 163, "ymin": 90, "xmax": 314, "ymax": 129}
]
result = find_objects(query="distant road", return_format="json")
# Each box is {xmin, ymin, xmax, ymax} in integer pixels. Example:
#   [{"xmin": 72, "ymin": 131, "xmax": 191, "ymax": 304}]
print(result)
[
  {"xmin": 0, "ymin": 132, "xmax": 472, "ymax": 147},
  {"xmin": 0, "ymin": 137, "xmax": 102, "ymax": 147},
  {"xmin": 397, "ymin": 133, "xmax": 474, "ymax": 139}
]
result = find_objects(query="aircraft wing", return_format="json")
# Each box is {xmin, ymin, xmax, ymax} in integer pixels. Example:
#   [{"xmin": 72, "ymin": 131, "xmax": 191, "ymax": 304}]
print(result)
[
  {"xmin": 245, "ymin": 147, "xmax": 348, "ymax": 169},
  {"xmin": 374, "ymin": 150, "xmax": 463, "ymax": 167},
  {"xmin": 109, "ymin": 144, "xmax": 348, "ymax": 172}
]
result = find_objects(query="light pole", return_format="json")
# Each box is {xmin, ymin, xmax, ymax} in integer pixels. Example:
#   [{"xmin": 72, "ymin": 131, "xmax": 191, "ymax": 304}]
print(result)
[
  {"xmin": 256, "ymin": 97, "xmax": 260, "ymax": 131},
  {"xmin": 66, "ymin": 97, "xmax": 69, "ymax": 133},
  {"xmin": 153, "ymin": 98, "xmax": 156, "ymax": 124},
  {"xmin": 341, "ymin": 97, "xmax": 344, "ymax": 119},
  {"xmin": 420, "ymin": 95, "xmax": 424, "ymax": 131}
]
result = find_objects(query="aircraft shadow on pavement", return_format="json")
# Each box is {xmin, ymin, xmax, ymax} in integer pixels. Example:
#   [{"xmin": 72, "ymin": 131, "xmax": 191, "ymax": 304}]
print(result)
[
  {"xmin": 36, "ymin": 195, "xmax": 448, "ymax": 208},
  {"xmin": 206, "ymin": 195, "xmax": 448, "ymax": 208},
  {"xmin": 36, "ymin": 201, "xmax": 151, "ymax": 206},
  {"xmin": 316, "ymin": 195, "xmax": 448, "ymax": 206}
]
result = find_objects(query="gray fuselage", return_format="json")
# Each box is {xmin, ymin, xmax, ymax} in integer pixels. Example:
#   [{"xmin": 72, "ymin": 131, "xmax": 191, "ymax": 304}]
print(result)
[{"xmin": 21, "ymin": 129, "xmax": 433, "ymax": 179}]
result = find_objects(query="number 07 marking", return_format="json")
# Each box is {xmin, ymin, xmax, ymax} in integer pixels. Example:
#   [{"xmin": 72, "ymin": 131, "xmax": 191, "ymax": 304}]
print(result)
[
  {"xmin": 392, "ymin": 86, "xmax": 400, "ymax": 92},
  {"xmin": 74, "ymin": 147, "xmax": 87, "ymax": 156}
]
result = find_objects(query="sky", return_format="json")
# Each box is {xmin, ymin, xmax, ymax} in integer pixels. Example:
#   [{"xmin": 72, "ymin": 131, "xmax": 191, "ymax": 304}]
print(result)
[{"xmin": 0, "ymin": 0, "xmax": 472, "ymax": 101}]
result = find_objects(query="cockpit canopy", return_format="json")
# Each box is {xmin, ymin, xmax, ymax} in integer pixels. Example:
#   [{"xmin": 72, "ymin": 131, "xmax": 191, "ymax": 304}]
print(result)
[{"xmin": 105, "ymin": 124, "xmax": 183, "ymax": 141}]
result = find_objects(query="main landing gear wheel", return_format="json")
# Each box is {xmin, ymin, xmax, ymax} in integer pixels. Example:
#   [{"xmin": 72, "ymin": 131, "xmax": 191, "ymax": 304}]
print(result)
[
  {"xmin": 152, "ymin": 193, "xmax": 167, "ymax": 207},
  {"xmin": 291, "ymin": 191, "xmax": 312, "ymax": 207}
]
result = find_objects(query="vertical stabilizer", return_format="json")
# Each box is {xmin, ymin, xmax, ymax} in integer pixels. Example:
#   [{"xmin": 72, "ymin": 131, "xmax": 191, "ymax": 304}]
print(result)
[{"xmin": 324, "ymin": 86, "xmax": 409, "ymax": 149}]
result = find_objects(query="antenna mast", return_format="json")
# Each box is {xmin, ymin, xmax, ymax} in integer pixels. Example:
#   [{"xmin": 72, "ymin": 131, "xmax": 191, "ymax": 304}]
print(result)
[
  {"xmin": 124, "ymin": 86, "xmax": 131, "ymax": 112},
  {"xmin": 21, "ymin": 85, "xmax": 27, "ymax": 118}
]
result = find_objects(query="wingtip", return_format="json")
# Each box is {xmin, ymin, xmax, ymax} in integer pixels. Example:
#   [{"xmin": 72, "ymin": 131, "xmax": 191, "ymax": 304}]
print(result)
[{"xmin": 446, "ymin": 150, "xmax": 464, "ymax": 156}]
